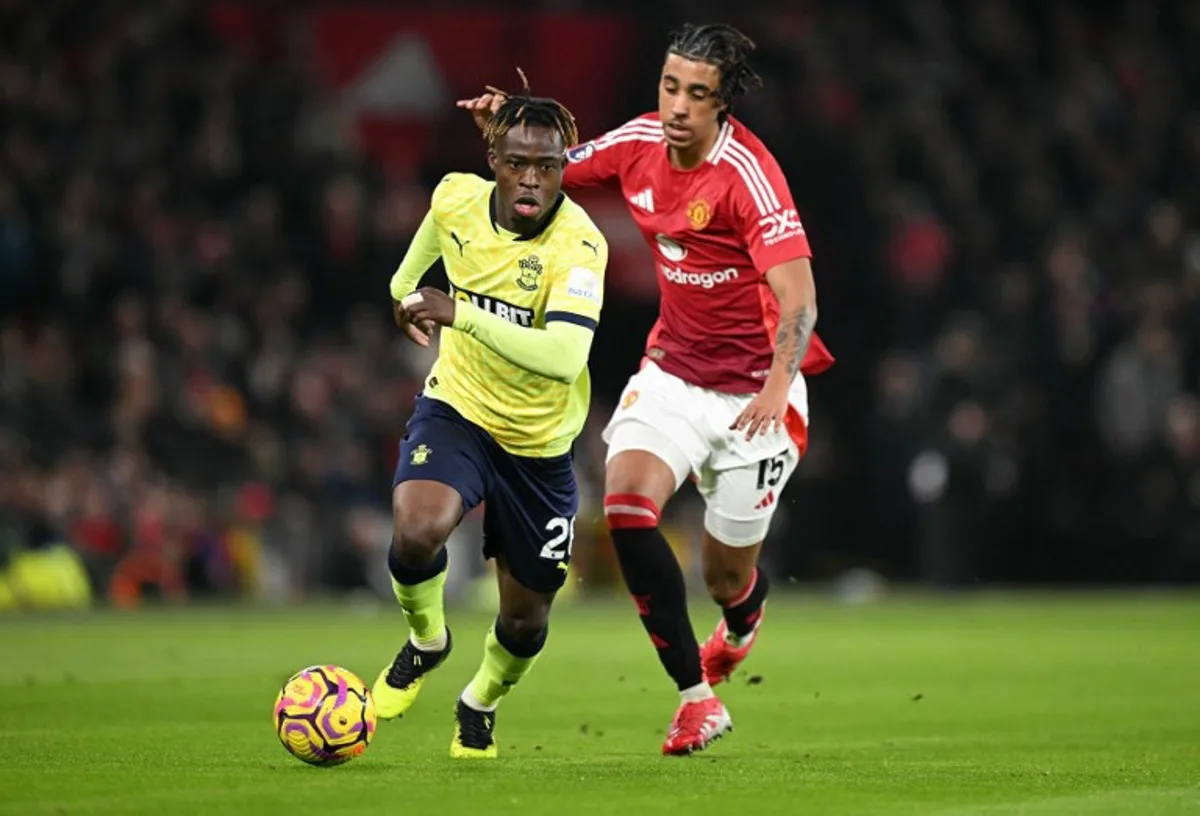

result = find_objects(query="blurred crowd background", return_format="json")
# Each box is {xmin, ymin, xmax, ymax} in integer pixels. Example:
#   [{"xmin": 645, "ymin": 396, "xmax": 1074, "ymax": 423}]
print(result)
[{"xmin": 2, "ymin": 0, "xmax": 1199, "ymax": 610}]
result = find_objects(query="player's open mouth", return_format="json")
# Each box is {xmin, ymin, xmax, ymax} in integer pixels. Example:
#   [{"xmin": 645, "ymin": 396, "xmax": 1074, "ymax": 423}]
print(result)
[
  {"xmin": 514, "ymin": 197, "xmax": 541, "ymax": 217},
  {"xmin": 664, "ymin": 123, "xmax": 690, "ymax": 140}
]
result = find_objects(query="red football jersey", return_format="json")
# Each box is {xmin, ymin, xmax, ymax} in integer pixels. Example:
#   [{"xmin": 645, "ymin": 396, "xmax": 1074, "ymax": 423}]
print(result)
[{"xmin": 564, "ymin": 113, "xmax": 834, "ymax": 394}]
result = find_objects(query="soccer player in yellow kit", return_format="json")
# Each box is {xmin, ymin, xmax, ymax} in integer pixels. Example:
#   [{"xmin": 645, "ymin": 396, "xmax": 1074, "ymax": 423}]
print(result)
[{"xmin": 374, "ymin": 89, "xmax": 608, "ymax": 759}]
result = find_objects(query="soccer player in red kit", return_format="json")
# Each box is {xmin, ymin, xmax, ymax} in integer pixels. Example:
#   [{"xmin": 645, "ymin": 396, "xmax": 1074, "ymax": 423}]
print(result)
[{"xmin": 459, "ymin": 23, "xmax": 833, "ymax": 755}]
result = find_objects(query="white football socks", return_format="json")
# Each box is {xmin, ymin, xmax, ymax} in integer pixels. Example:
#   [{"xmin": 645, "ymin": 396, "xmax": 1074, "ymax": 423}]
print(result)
[
  {"xmin": 679, "ymin": 682, "xmax": 715, "ymax": 703},
  {"xmin": 461, "ymin": 687, "xmax": 499, "ymax": 713}
]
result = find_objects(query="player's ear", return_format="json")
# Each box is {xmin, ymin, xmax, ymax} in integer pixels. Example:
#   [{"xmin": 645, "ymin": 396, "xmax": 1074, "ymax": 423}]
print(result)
[{"xmin": 487, "ymin": 149, "xmax": 498, "ymax": 172}]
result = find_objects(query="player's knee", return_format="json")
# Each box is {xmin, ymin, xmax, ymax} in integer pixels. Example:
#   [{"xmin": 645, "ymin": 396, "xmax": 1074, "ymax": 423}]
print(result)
[
  {"xmin": 704, "ymin": 562, "xmax": 755, "ymax": 606},
  {"xmin": 603, "ymin": 450, "xmax": 677, "ymax": 511},
  {"xmin": 497, "ymin": 608, "xmax": 549, "ymax": 649},
  {"xmin": 391, "ymin": 512, "xmax": 452, "ymax": 568},
  {"xmin": 391, "ymin": 484, "xmax": 460, "ymax": 567},
  {"xmin": 701, "ymin": 528, "xmax": 760, "ymax": 605}
]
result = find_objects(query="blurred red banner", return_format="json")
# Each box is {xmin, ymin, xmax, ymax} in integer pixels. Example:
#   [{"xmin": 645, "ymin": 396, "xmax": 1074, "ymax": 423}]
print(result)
[{"xmin": 210, "ymin": 5, "xmax": 641, "ymax": 172}]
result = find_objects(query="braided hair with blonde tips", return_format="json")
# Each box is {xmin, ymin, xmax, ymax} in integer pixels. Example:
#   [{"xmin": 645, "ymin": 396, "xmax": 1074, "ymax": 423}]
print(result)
[{"xmin": 481, "ymin": 68, "xmax": 579, "ymax": 150}]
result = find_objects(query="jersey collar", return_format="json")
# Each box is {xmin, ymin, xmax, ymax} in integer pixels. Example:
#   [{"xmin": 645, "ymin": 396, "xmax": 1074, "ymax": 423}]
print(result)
[
  {"xmin": 705, "ymin": 120, "xmax": 733, "ymax": 164},
  {"xmin": 489, "ymin": 188, "xmax": 566, "ymax": 241}
]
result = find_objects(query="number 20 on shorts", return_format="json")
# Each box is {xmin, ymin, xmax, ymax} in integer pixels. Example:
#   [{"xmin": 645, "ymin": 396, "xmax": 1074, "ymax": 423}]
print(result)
[{"xmin": 540, "ymin": 517, "xmax": 575, "ymax": 560}]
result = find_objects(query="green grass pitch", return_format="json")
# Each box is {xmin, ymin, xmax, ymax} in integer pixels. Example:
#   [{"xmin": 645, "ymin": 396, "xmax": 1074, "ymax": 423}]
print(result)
[{"xmin": 2, "ymin": 593, "xmax": 1199, "ymax": 815}]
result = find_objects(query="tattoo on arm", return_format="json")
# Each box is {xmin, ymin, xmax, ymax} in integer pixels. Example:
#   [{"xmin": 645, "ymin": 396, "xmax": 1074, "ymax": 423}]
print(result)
[{"xmin": 774, "ymin": 306, "xmax": 816, "ymax": 378}]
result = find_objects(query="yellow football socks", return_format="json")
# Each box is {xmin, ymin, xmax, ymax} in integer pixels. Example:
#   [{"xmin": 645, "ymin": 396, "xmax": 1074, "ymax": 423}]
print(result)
[
  {"xmin": 463, "ymin": 624, "xmax": 542, "ymax": 710},
  {"xmin": 391, "ymin": 569, "xmax": 448, "ymax": 651}
]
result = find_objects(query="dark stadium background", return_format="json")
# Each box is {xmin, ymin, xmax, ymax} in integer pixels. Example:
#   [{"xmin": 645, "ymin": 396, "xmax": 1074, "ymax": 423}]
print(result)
[{"xmin": 2, "ymin": 0, "xmax": 1199, "ymax": 612}]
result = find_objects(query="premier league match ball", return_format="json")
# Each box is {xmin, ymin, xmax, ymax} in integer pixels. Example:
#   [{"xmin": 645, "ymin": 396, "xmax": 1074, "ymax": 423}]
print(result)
[{"xmin": 274, "ymin": 665, "xmax": 376, "ymax": 766}]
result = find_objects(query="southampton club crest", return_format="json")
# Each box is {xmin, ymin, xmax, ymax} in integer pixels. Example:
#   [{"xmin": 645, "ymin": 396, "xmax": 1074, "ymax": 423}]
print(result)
[
  {"xmin": 410, "ymin": 444, "xmax": 432, "ymax": 466},
  {"xmin": 516, "ymin": 255, "xmax": 544, "ymax": 291}
]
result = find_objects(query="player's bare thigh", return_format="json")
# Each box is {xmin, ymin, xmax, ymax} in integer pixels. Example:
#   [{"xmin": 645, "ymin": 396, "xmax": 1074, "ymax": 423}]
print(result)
[
  {"xmin": 696, "ymin": 444, "xmax": 799, "ymax": 602},
  {"xmin": 604, "ymin": 450, "xmax": 678, "ymax": 512},
  {"xmin": 391, "ymin": 480, "xmax": 463, "ymax": 566}
]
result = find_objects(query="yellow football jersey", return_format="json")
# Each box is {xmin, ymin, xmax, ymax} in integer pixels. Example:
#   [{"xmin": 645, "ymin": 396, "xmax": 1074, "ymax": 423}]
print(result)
[{"xmin": 424, "ymin": 173, "xmax": 608, "ymax": 457}]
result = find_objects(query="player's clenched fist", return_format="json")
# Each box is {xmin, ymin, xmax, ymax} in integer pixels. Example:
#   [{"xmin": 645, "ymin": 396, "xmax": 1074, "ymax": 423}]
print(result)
[
  {"xmin": 392, "ymin": 297, "xmax": 434, "ymax": 348},
  {"xmin": 401, "ymin": 287, "xmax": 457, "ymax": 330}
]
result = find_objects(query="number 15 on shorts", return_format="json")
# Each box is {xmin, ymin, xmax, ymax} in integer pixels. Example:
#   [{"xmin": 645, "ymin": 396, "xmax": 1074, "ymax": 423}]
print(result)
[{"xmin": 540, "ymin": 517, "xmax": 575, "ymax": 561}]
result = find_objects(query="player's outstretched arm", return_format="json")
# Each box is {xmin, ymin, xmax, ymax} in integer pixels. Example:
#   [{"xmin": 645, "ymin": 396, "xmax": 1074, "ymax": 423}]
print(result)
[
  {"xmin": 730, "ymin": 258, "xmax": 818, "ymax": 439},
  {"xmin": 401, "ymin": 288, "xmax": 595, "ymax": 384},
  {"xmin": 389, "ymin": 209, "xmax": 444, "ymax": 346},
  {"xmin": 456, "ymin": 90, "xmax": 629, "ymax": 189},
  {"xmin": 456, "ymin": 92, "xmax": 506, "ymax": 133}
]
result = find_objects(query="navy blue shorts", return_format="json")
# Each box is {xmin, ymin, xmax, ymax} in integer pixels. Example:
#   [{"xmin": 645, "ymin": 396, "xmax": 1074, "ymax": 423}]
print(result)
[{"xmin": 393, "ymin": 396, "xmax": 577, "ymax": 593}]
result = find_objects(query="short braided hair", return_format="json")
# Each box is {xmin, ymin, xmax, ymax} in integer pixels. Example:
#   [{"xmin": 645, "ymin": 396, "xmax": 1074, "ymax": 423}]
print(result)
[
  {"xmin": 666, "ymin": 23, "xmax": 763, "ymax": 117},
  {"xmin": 482, "ymin": 68, "xmax": 579, "ymax": 150}
]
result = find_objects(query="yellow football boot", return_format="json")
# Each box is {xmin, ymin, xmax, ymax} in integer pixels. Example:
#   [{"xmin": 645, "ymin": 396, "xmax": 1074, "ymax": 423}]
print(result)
[
  {"xmin": 449, "ymin": 699, "xmax": 499, "ymax": 759},
  {"xmin": 372, "ymin": 628, "xmax": 453, "ymax": 719}
]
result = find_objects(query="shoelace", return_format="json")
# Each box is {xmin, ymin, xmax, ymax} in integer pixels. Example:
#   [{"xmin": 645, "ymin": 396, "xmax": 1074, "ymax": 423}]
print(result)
[
  {"xmin": 386, "ymin": 644, "xmax": 418, "ymax": 687},
  {"xmin": 459, "ymin": 707, "xmax": 493, "ymax": 748}
]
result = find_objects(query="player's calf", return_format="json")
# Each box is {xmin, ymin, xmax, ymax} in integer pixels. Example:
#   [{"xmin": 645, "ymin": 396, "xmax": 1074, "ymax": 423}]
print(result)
[
  {"xmin": 452, "ymin": 561, "xmax": 553, "ymax": 759},
  {"xmin": 603, "ymin": 485, "xmax": 709, "ymax": 700},
  {"xmin": 389, "ymin": 481, "xmax": 462, "ymax": 649},
  {"xmin": 700, "ymin": 531, "xmax": 770, "ymax": 685},
  {"xmin": 373, "ymin": 545, "xmax": 456, "ymax": 719},
  {"xmin": 374, "ymin": 482, "xmax": 461, "ymax": 718},
  {"xmin": 701, "ymin": 568, "xmax": 769, "ymax": 686},
  {"xmin": 452, "ymin": 615, "xmax": 548, "ymax": 759}
]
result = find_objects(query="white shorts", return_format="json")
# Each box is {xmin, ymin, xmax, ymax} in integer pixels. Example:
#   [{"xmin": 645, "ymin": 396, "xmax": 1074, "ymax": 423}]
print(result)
[{"xmin": 601, "ymin": 362, "xmax": 809, "ymax": 547}]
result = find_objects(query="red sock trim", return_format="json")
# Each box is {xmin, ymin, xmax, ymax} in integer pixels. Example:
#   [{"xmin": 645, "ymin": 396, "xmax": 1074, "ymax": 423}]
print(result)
[
  {"xmin": 726, "ymin": 568, "xmax": 759, "ymax": 608},
  {"xmin": 604, "ymin": 493, "xmax": 661, "ymax": 530}
]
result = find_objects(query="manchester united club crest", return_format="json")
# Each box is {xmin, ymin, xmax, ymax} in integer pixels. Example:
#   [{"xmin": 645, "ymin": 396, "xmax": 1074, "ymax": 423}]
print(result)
[
  {"xmin": 621, "ymin": 389, "xmax": 640, "ymax": 410},
  {"xmin": 686, "ymin": 197, "xmax": 712, "ymax": 230}
]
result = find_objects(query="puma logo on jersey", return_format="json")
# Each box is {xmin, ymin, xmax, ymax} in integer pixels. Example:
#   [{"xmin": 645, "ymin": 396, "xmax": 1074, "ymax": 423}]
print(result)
[
  {"xmin": 451, "ymin": 231, "xmax": 471, "ymax": 256},
  {"xmin": 581, "ymin": 239, "xmax": 600, "ymax": 257},
  {"xmin": 629, "ymin": 188, "xmax": 655, "ymax": 212}
]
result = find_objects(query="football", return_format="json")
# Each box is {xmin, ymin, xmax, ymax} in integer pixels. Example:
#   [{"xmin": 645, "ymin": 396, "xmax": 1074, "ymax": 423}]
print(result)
[{"xmin": 274, "ymin": 665, "xmax": 376, "ymax": 766}]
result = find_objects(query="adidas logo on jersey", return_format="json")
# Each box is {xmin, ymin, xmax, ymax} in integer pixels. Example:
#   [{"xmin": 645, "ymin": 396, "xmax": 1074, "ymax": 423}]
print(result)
[
  {"xmin": 629, "ymin": 189, "xmax": 655, "ymax": 212},
  {"xmin": 754, "ymin": 490, "xmax": 776, "ymax": 511}
]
